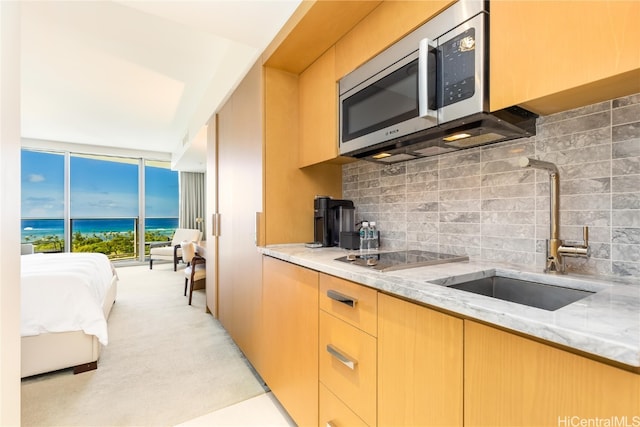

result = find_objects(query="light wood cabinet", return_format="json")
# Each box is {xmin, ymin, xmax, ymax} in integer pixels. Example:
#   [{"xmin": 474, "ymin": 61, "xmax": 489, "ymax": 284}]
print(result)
[
  {"xmin": 263, "ymin": 66, "xmax": 343, "ymax": 244},
  {"xmin": 299, "ymin": 46, "xmax": 338, "ymax": 168},
  {"xmin": 319, "ymin": 273, "xmax": 378, "ymax": 337},
  {"xmin": 214, "ymin": 62, "xmax": 341, "ymax": 367},
  {"xmin": 319, "ymin": 274, "xmax": 378, "ymax": 426},
  {"xmin": 319, "ymin": 310, "xmax": 377, "ymax": 426},
  {"xmin": 215, "ymin": 60, "xmax": 264, "ymax": 370},
  {"xmin": 464, "ymin": 320, "xmax": 640, "ymax": 427},
  {"xmin": 490, "ymin": 1, "xmax": 640, "ymax": 115},
  {"xmin": 377, "ymin": 293, "xmax": 464, "ymax": 427},
  {"xmin": 262, "ymin": 256, "xmax": 319, "ymax": 427},
  {"xmin": 320, "ymin": 383, "xmax": 368, "ymax": 427}
]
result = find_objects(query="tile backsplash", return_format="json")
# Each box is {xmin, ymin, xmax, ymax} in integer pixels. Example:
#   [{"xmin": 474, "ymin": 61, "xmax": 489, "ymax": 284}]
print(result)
[{"xmin": 343, "ymin": 93, "xmax": 640, "ymax": 279}]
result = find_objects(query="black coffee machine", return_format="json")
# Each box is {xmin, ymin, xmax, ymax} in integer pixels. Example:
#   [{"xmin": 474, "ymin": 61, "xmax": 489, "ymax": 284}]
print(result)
[{"xmin": 314, "ymin": 196, "xmax": 355, "ymax": 247}]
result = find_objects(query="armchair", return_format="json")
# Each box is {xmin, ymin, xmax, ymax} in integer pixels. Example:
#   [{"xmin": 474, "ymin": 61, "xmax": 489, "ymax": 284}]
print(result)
[
  {"xmin": 149, "ymin": 228, "xmax": 201, "ymax": 271},
  {"xmin": 181, "ymin": 241, "xmax": 206, "ymax": 305}
]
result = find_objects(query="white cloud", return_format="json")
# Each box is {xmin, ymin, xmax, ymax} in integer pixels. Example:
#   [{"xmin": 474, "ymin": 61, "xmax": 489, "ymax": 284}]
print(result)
[{"xmin": 28, "ymin": 174, "xmax": 45, "ymax": 183}]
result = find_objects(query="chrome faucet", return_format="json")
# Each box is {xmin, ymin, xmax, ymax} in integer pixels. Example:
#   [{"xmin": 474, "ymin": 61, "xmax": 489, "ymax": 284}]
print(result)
[{"xmin": 519, "ymin": 157, "xmax": 590, "ymax": 274}]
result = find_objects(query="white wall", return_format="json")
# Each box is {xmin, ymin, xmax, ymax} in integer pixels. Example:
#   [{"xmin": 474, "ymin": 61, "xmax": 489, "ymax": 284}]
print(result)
[{"xmin": 0, "ymin": 1, "xmax": 22, "ymax": 424}]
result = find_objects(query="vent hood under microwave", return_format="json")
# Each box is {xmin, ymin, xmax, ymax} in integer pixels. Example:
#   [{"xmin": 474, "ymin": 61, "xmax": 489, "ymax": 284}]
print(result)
[
  {"xmin": 338, "ymin": 0, "xmax": 538, "ymax": 164},
  {"xmin": 343, "ymin": 107, "xmax": 538, "ymax": 164}
]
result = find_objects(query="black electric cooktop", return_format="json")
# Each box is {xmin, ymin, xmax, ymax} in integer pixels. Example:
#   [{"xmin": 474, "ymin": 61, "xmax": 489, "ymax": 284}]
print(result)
[{"xmin": 334, "ymin": 250, "xmax": 468, "ymax": 272}]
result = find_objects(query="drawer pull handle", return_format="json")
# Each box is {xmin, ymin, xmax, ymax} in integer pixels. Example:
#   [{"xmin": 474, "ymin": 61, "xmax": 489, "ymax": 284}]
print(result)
[
  {"xmin": 326, "ymin": 344, "xmax": 357, "ymax": 370},
  {"xmin": 327, "ymin": 289, "xmax": 357, "ymax": 308}
]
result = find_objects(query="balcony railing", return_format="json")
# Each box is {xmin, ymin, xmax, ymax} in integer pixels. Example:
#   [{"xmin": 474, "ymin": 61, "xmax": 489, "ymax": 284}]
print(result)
[{"xmin": 21, "ymin": 217, "xmax": 177, "ymax": 260}]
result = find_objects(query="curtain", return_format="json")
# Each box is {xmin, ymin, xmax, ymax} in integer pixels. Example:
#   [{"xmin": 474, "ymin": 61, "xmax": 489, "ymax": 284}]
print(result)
[{"xmin": 179, "ymin": 171, "xmax": 206, "ymax": 238}]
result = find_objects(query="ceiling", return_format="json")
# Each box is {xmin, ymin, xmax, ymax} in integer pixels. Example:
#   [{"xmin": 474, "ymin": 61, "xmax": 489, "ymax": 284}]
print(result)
[{"xmin": 20, "ymin": 0, "xmax": 301, "ymax": 172}]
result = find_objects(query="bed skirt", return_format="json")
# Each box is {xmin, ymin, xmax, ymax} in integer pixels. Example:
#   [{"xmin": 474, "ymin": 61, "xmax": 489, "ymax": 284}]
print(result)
[{"xmin": 21, "ymin": 274, "xmax": 118, "ymax": 378}]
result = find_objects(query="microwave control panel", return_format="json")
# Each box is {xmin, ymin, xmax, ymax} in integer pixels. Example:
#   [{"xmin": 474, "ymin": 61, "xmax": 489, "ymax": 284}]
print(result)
[{"xmin": 439, "ymin": 28, "xmax": 476, "ymax": 107}]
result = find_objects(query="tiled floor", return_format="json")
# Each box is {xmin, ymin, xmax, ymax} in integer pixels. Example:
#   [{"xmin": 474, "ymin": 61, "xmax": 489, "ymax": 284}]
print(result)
[{"xmin": 175, "ymin": 393, "xmax": 296, "ymax": 426}]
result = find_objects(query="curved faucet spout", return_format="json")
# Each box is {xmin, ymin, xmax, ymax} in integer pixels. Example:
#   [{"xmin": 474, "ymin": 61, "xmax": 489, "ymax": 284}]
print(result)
[
  {"xmin": 518, "ymin": 157, "xmax": 559, "ymax": 174},
  {"xmin": 518, "ymin": 157, "xmax": 589, "ymax": 274}
]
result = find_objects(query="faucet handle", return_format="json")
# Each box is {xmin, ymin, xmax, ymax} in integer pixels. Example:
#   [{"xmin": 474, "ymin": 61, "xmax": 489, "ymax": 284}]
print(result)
[{"xmin": 583, "ymin": 226, "xmax": 589, "ymax": 246}]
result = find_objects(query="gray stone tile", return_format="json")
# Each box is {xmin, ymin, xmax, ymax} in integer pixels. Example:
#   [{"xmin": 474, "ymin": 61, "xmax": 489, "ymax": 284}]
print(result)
[
  {"xmin": 439, "ymin": 188, "xmax": 480, "ymax": 201},
  {"xmin": 612, "ymin": 261, "xmax": 640, "ymax": 277},
  {"xmin": 481, "ymin": 211, "xmax": 536, "ymax": 225},
  {"xmin": 560, "ymin": 177, "xmax": 610, "ymax": 195},
  {"xmin": 482, "ymin": 183, "xmax": 534, "ymax": 199},
  {"xmin": 439, "ymin": 211, "xmax": 480, "ymax": 223},
  {"xmin": 480, "ymin": 138, "xmax": 535, "ymax": 162},
  {"xmin": 612, "ymin": 244, "xmax": 640, "ymax": 262},
  {"xmin": 481, "ymin": 236, "xmax": 535, "ymax": 252},
  {"xmin": 613, "ymin": 139, "xmax": 640, "ymax": 159},
  {"xmin": 612, "ymin": 157, "xmax": 640, "ymax": 175},
  {"xmin": 536, "ymin": 127, "xmax": 611, "ymax": 153},
  {"xmin": 482, "ymin": 223, "xmax": 535, "ymax": 238},
  {"xmin": 440, "ymin": 199, "xmax": 481, "ymax": 212},
  {"xmin": 613, "ymin": 93, "xmax": 640, "ymax": 108},
  {"xmin": 612, "ymin": 175, "xmax": 640, "ymax": 193},
  {"xmin": 439, "ymin": 222, "xmax": 480, "ymax": 235},
  {"xmin": 480, "ymin": 248, "xmax": 536, "ymax": 266},
  {"xmin": 438, "ymin": 149, "xmax": 480, "ymax": 168},
  {"xmin": 537, "ymin": 111, "xmax": 610, "ymax": 139},
  {"xmin": 562, "ymin": 194, "xmax": 610, "ymax": 211},
  {"xmin": 481, "ymin": 169, "xmax": 535, "ymax": 187},
  {"xmin": 613, "ymin": 228, "xmax": 640, "ymax": 244},
  {"xmin": 613, "ymin": 122, "xmax": 640, "ymax": 142},
  {"xmin": 536, "ymin": 101, "xmax": 610, "ymax": 126},
  {"xmin": 612, "ymin": 210, "xmax": 640, "ymax": 227},
  {"xmin": 481, "ymin": 198, "xmax": 536, "ymax": 212},
  {"xmin": 439, "ymin": 163, "xmax": 480, "ymax": 179},
  {"xmin": 613, "ymin": 103, "xmax": 640, "ymax": 126}
]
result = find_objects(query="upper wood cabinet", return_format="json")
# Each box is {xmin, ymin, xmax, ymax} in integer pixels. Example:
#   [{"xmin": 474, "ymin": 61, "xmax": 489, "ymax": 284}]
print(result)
[
  {"xmin": 299, "ymin": 47, "xmax": 338, "ymax": 167},
  {"xmin": 264, "ymin": 66, "xmax": 343, "ymax": 244},
  {"xmin": 490, "ymin": 1, "xmax": 640, "ymax": 114},
  {"xmin": 464, "ymin": 320, "xmax": 640, "ymax": 426}
]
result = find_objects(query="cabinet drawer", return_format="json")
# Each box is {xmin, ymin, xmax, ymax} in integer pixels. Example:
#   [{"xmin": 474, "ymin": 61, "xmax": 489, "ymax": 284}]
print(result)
[
  {"xmin": 320, "ymin": 383, "xmax": 368, "ymax": 427},
  {"xmin": 319, "ymin": 273, "xmax": 377, "ymax": 337},
  {"xmin": 319, "ymin": 311, "xmax": 377, "ymax": 426}
]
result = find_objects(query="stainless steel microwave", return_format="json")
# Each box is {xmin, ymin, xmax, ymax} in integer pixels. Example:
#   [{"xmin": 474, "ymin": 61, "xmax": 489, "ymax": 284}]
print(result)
[{"xmin": 338, "ymin": 0, "xmax": 537, "ymax": 164}]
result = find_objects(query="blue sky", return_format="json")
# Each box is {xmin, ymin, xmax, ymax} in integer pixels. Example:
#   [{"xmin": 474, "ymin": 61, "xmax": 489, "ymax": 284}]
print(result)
[{"xmin": 21, "ymin": 150, "xmax": 178, "ymax": 218}]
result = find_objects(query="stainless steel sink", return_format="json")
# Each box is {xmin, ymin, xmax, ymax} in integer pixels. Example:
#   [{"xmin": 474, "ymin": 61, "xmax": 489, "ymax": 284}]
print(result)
[{"xmin": 440, "ymin": 275, "xmax": 595, "ymax": 311}]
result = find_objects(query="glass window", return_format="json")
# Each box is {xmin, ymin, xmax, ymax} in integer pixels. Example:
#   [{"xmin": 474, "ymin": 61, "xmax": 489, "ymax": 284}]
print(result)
[
  {"xmin": 145, "ymin": 160, "xmax": 179, "ymax": 248},
  {"xmin": 21, "ymin": 149, "xmax": 180, "ymax": 260},
  {"xmin": 21, "ymin": 149, "xmax": 65, "ymax": 252},
  {"xmin": 69, "ymin": 154, "xmax": 139, "ymax": 258}
]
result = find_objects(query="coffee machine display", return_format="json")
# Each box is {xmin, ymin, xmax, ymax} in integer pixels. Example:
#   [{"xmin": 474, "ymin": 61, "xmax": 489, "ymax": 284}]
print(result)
[{"xmin": 313, "ymin": 196, "xmax": 356, "ymax": 247}]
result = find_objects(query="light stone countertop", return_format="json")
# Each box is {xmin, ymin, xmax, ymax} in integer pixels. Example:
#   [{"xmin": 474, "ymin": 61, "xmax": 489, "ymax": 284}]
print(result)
[{"xmin": 259, "ymin": 244, "xmax": 640, "ymax": 369}]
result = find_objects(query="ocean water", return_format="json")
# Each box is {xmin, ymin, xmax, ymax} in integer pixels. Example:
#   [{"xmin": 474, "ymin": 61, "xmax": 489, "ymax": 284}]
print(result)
[{"xmin": 21, "ymin": 217, "xmax": 178, "ymax": 242}]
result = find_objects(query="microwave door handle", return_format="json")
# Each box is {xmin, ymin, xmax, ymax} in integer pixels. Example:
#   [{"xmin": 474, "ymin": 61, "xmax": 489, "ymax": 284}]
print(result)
[{"xmin": 418, "ymin": 38, "xmax": 438, "ymax": 120}]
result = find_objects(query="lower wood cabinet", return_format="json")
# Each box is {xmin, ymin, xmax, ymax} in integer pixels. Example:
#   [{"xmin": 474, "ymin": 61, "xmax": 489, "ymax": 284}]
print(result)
[
  {"xmin": 464, "ymin": 320, "xmax": 640, "ymax": 426},
  {"xmin": 262, "ymin": 256, "xmax": 319, "ymax": 426},
  {"xmin": 378, "ymin": 293, "xmax": 464, "ymax": 427},
  {"xmin": 260, "ymin": 259, "xmax": 639, "ymax": 427},
  {"xmin": 319, "ymin": 310, "xmax": 377, "ymax": 426},
  {"xmin": 320, "ymin": 383, "xmax": 368, "ymax": 427}
]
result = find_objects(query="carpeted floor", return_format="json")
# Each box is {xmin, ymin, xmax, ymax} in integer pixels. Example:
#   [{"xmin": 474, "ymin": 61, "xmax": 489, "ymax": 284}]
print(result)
[{"xmin": 21, "ymin": 262, "xmax": 266, "ymax": 426}]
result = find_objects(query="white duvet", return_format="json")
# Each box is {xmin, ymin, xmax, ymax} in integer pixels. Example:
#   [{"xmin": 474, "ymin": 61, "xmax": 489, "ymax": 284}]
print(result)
[{"xmin": 21, "ymin": 252, "xmax": 116, "ymax": 345}]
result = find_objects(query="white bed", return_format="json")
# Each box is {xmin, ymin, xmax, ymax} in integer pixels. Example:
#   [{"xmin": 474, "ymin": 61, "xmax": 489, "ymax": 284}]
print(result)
[{"xmin": 20, "ymin": 252, "xmax": 118, "ymax": 377}]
